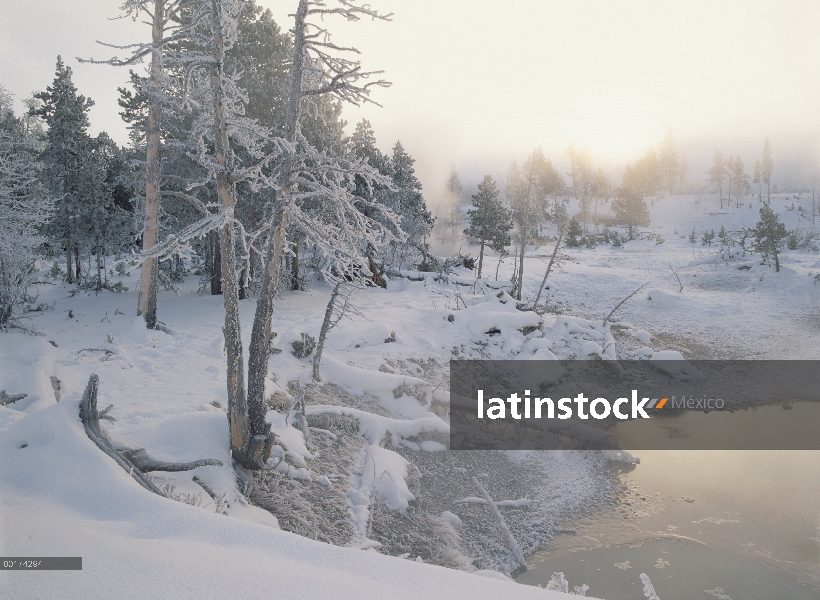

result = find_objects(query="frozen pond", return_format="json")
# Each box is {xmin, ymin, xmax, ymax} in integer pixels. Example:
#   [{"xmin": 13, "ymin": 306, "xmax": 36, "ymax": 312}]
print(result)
[{"xmin": 516, "ymin": 450, "xmax": 820, "ymax": 598}]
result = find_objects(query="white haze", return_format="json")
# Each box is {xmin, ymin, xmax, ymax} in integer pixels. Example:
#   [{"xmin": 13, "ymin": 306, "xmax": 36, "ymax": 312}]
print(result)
[{"xmin": 2, "ymin": 0, "xmax": 818, "ymax": 201}]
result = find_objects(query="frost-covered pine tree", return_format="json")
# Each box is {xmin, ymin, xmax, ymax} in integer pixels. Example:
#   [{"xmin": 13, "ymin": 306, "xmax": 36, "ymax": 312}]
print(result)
[
  {"xmin": 122, "ymin": 0, "xmax": 402, "ymax": 468},
  {"xmin": 31, "ymin": 57, "xmax": 95, "ymax": 285},
  {"xmin": 346, "ymin": 123, "xmax": 432, "ymax": 275},
  {"xmin": 463, "ymin": 175, "xmax": 511, "ymax": 278},
  {"xmin": 0, "ymin": 88, "xmax": 53, "ymax": 328},
  {"xmin": 245, "ymin": 0, "xmax": 403, "ymax": 467},
  {"xmin": 383, "ymin": 141, "xmax": 433, "ymax": 268},
  {"xmin": 81, "ymin": 0, "xmax": 204, "ymax": 327}
]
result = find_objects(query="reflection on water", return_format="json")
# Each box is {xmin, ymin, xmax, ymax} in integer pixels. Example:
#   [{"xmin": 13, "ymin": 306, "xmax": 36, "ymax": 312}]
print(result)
[
  {"xmin": 607, "ymin": 402, "xmax": 820, "ymax": 450},
  {"xmin": 516, "ymin": 451, "xmax": 820, "ymax": 599}
]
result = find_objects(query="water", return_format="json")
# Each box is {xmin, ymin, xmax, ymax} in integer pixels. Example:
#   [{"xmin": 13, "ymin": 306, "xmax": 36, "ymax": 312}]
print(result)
[{"xmin": 515, "ymin": 451, "xmax": 820, "ymax": 599}]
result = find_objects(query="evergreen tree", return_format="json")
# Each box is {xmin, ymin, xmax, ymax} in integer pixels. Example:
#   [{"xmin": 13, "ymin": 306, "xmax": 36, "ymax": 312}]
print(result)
[
  {"xmin": 753, "ymin": 160, "xmax": 763, "ymax": 200},
  {"xmin": 729, "ymin": 156, "xmax": 749, "ymax": 208},
  {"xmin": 752, "ymin": 204, "xmax": 787, "ymax": 272},
  {"xmin": 463, "ymin": 175, "xmax": 512, "ymax": 278},
  {"xmin": 707, "ymin": 149, "xmax": 726, "ymax": 208},
  {"xmin": 565, "ymin": 216, "xmax": 583, "ymax": 247},
  {"xmin": 347, "ymin": 122, "xmax": 431, "ymax": 272},
  {"xmin": 388, "ymin": 141, "xmax": 434, "ymax": 264},
  {"xmin": 612, "ymin": 188, "xmax": 649, "ymax": 240},
  {"xmin": 31, "ymin": 57, "xmax": 95, "ymax": 284},
  {"xmin": 445, "ymin": 168, "xmax": 463, "ymax": 247},
  {"xmin": 622, "ymin": 148, "xmax": 662, "ymax": 198},
  {"xmin": 0, "ymin": 88, "xmax": 53, "ymax": 327}
]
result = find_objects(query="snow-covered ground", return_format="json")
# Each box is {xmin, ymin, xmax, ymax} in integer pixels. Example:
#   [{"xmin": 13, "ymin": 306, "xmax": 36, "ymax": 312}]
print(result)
[
  {"xmin": 2, "ymin": 192, "xmax": 817, "ymax": 599},
  {"xmin": 494, "ymin": 193, "xmax": 820, "ymax": 359}
]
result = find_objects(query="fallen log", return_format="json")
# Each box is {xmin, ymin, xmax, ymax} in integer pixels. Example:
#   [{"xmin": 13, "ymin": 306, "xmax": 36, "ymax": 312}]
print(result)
[
  {"xmin": 120, "ymin": 448, "xmax": 222, "ymax": 473},
  {"xmin": 79, "ymin": 374, "xmax": 223, "ymax": 496},
  {"xmin": 472, "ymin": 475, "xmax": 526, "ymax": 570},
  {"xmin": 79, "ymin": 374, "xmax": 164, "ymax": 496},
  {"xmin": 0, "ymin": 390, "xmax": 27, "ymax": 406}
]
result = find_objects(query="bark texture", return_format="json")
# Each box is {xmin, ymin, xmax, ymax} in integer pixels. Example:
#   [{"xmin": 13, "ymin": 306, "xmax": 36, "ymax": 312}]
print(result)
[
  {"xmin": 244, "ymin": 0, "xmax": 309, "ymax": 458},
  {"xmin": 137, "ymin": 0, "xmax": 164, "ymax": 329}
]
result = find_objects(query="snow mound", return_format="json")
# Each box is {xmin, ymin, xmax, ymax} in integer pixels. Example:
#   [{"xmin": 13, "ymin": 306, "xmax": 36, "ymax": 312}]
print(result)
[
  {"xmin": 439, "ymin": 511, "xmax": 463, "ymax": 529},
  {"xmin": 650, "ymin": 350, "xmax": 706, "ymax": 380},
  {"xmin": 633, "ymin": 329, "xmax": 652, "ymax": 344},
  {"xmin": 646, "ymin": 288, "xmax": 680, "ymax": 308},
  {"xmin": 637, "ymin": 347, "xmax": 655, "ymax": 359},
  {"xmin": 465, "ymin": 308, "xmax": 542, "ymax": 337}
]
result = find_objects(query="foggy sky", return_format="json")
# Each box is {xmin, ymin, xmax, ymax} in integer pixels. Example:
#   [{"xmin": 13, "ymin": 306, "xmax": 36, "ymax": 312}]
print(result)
[{"xmin": 2, "ymin": 0, "xmax": 818, "ymax": 200}]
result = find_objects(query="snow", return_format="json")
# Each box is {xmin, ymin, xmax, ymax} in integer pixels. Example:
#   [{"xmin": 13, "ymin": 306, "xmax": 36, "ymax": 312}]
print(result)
[
  {"xmin": 650, "ymin": 351, "xmax": 706, "ymax": 380},
  {"xmin": 3, "ymin": 191, "xmax": 818, "ymax": 599},
  {"xmin": 1, "ymin": 400, "xmax": 589, "ymax": 600},
  {"xmin": 440, "ymin": 511, "xmax": 463, "ymax": 529}
]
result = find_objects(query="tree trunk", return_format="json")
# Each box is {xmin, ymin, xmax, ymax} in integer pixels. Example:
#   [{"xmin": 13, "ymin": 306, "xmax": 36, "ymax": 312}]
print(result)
[
  {"xmin": 74, "ymin": 243, "xmax": 81, "ymax": 283},
  {"xmin": 210, "ymin": 0, "xmax": 249, "ymax": 464},
  {"xmin": 210, "ymin": 230, "xmax": 222, "ymax": 295},
  {"xmin": 477, "ymin": 238, "xmax": 485, "ymax": 279},
  {"xmin": 313, "ymin": 283, "xmax": 341, "ymax": 382},
  {"xmin": 65, "ymin": 229, "xmax": 73, "ymax": 284},
  {"xmin": 290, "ymin": 240, "xmax": 299, "ymax": 290},
  {"xmin": 137, "ymin": 0, "xmax": 163, "ymax": 329},
  {"xmin": 245, "ymin": 0, "xmax": 308, "ymax": 458},
  {"xmin": 95, "ymin": 238, "xmax": 102, "ymax": 291},
  {"xmin": 516, "ymin": 226, "xmax": 526, "ymax": 300},
  {"xmin": 533, "ymin": 232, "xmax": 563, "ymax": 309}
]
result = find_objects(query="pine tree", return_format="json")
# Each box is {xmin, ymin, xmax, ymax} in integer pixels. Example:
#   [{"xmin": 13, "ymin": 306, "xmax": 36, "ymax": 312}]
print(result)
[
  {"xmin": 753, "ymin": 160, "xmax": 763, "ymax": 200},
  {"xmin": 565, "ymin": 216, "xmax": 583, "ymax": 247},
  {"xmin": 0, "ymin": 88, "xmax": 53, "ymax": 327},
  {"xmin": 348, "ymin": 123, "xmax": 432, "ymax": 272},
  {"xmin": 729, "ymin": 156, "xmax": 749, "ymax": 208},
  {"xmin": 31, "ymin": 57, "xmax": 95, "ymax": 285},
  {"xmin": 388, "ymin": 141, "xmax": 434, "ymax": 265},
  {"xmin": 707, "ymin": 149, "xmax": 726, "ymax": 208},
  {"xmin": 612, "ymin": 188, "xmax": 649, "ymax": 240},
  {"xmin": 445, "ymin": 168, "xmax": 463, "ymax": 247},
  {"xmin": 622, "ymin": 148, "xmax": 662, "ymax": 198},
  {"xmin": 752, "ymin": 204, "xmax": 787, "ymax": 271},
  {"xmin": 463, "ymin": 175, "xmax": 512, "ymax": 278}
]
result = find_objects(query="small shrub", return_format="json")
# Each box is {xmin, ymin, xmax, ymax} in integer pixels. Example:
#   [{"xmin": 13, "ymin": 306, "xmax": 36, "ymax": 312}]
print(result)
[
  {"xmin": 702, "ymin": 230, "xmax": 715, "ymax": 246},
  {"xmin": 49, "ymin": 262, "xmax": 64, "ymax": 280}
]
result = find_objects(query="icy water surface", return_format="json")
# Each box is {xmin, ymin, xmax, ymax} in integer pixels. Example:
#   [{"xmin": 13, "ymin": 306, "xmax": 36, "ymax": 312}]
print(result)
[{"xmin": 516, "ymin": 450, "xmax": 820, "ymax": 599}]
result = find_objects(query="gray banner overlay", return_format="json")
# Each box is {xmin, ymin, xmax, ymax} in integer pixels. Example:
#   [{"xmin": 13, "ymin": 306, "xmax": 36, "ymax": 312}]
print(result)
[
  {"xmin": 449, "ymin": 360, "xmax": 820, "ymax": 450},
  {"xmin": 0, "ymin": 558, "xmax": 82, "ymax": 570}
]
